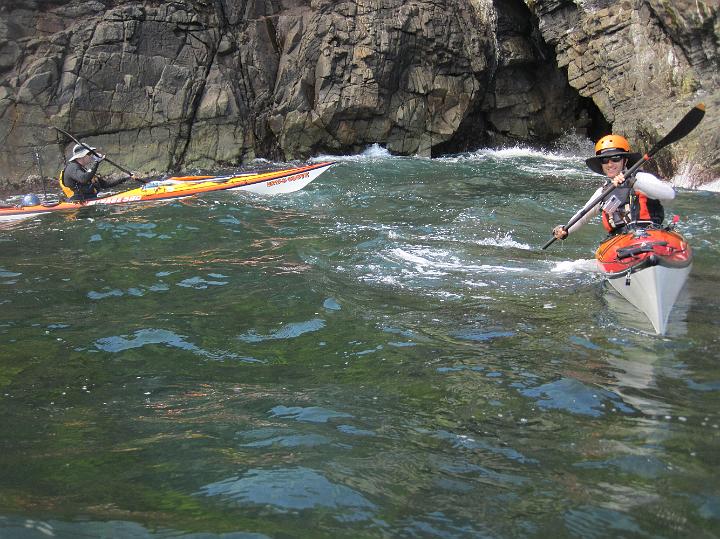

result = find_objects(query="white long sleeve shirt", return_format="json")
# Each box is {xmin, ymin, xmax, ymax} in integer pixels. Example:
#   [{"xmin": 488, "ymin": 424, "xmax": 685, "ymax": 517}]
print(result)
[{"xmin": 567, "ymin": 172, "xmax": 676, "ymax": 234}]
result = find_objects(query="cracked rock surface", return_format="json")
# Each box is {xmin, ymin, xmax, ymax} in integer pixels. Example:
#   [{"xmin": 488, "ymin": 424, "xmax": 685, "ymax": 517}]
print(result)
[{"xmin": 0, "ymin": 0, "xmax": 717, "ymax": 189}]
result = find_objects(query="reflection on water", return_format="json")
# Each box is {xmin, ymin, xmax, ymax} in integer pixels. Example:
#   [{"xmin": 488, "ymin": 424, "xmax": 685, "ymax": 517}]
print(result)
[
  {"xmin": 1, "ymin": 152, "xmax": 719, "ymax": 537},
  {"xmin": 199, "ymin": 467, "xmax": 376, "ymax": 512},
  {"xmin": 238, "ymin": 319, "xmax": 326, "ymax": 343},
  {"xmin": 269, "ymin": 405, "xmax": 353, "ymax": 423},
  {"xmin": 520, "ymin": 377, "xmax": 635, "ymax": 417},
  {"xmin": 0, "ymin": 516, "xmax": 271, "ymax": 539}
]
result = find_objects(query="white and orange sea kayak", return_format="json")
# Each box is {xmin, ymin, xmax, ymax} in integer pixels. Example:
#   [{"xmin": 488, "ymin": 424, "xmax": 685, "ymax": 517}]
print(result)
[
  {"xmin": 0, "ymin": 161, "xmax": 334, "ymax": 223},
  {"xmin": 596, "ymin": 227, "xmax": 692, "ymax": 334}
]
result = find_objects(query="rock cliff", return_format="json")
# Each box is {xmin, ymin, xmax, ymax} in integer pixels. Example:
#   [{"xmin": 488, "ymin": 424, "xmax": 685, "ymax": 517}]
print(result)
[
  {"xmin": 527, "ymin": 0, "xmax": 719, "ymax": 184},
  {"xmin": 0, "ymin": 0, "xmax": 717, "ymax": 192}
]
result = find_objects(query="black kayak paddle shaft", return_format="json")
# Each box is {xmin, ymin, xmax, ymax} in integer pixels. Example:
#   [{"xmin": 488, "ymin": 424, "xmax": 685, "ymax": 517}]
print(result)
[{"xmin": 52, "ymin": 126, "xmax": 146, "ymax": 183}]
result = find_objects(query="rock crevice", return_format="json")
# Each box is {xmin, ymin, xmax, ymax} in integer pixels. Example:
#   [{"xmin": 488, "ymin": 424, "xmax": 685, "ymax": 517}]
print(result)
[{"xmin": 0, "ymin": 0, "xmax": 717, "ymax": 190}]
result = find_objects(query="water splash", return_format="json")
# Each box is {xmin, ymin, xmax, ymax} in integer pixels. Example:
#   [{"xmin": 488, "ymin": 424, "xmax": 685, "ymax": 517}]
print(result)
[
  {"xmin": 315, "ymin": 143, "xmax": 394, "ymax": 162},
  {"xmin": 473, "ymin": 232, "xmax": 532, "ymax": 250},
  {"xmin": 551, "ymin": 259, "xmax": 599, "ymax": 273},
  {"xmin": 672, "ymin": 161, "xmax": 720, "ymax": 192},
  {"xmin": 551, "ymin": 131, "xmax": 596, "ymax": 157}
]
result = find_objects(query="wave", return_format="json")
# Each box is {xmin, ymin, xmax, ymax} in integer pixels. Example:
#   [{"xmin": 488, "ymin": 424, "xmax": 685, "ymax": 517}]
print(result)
[
  {"xmin": 472, "ymin": 232, "xmax": 532, "ymax": 250},
  {"xmin": 436, "ymin": 145, "xmax": 589, "ymax": 165},
  {"xmin": 314, "ymin": 143, "xmax": 395, "ymax": 163},
  {"xmin": 551, "ymin": 259, "xmax": 599, "ymax": 273},
  {"xmin": 474, "ymin": 146, "xmax": 580, "ymax": 162},
  {"xmin": 671, "ymin": 162, "xmax": 720, "ymax": 192},
  {"xmin": 315, "ymin": 141, "xmax": 590, "ymax": 166}
]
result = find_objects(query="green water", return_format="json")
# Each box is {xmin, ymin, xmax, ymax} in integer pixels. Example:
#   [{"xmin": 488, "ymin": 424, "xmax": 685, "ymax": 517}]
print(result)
[{"xmin": 1, "ymin": 147, "xmax": 719, "ymax": 538}]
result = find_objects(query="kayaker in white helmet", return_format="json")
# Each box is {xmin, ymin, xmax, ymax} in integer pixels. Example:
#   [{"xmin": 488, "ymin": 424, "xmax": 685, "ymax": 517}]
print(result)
[
  {"xmin": 59, "ymin": 143, "xmax": 132, "ymax": 201},
  {"xmin": 552, "ymin": 134, "xmax": 676, "ymax": 240}
]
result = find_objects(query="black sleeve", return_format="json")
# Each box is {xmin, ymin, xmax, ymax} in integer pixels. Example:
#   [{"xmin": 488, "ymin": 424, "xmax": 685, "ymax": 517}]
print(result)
[
  {"xmin": 99, "ymin": 176, "xmax": 130, "ymax": 188},
  {"xmin": 64, "ymin": 161, "xmax": 99, "ymax": 185}
]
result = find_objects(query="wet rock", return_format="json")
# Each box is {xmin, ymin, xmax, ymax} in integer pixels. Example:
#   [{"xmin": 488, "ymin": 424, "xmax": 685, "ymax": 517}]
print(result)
[{"xmin": 0, "ymin": 0, "xmax": 716, "ymax": 192}]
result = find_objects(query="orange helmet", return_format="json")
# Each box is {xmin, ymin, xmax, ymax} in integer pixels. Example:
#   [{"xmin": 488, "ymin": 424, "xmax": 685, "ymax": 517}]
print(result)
[
  {"xmin": 586, "ymin": 134, "xmax": 640, "ymax": 174},
  {"xmin": 595, "ymin": 134, "xmax": 631, "ymax": 155}
]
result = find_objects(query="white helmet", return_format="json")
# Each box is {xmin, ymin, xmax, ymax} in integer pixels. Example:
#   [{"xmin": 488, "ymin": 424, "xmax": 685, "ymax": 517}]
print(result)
[{"xmin": 68, "ymin": 143, "xmax": 96, "ymax": 162}]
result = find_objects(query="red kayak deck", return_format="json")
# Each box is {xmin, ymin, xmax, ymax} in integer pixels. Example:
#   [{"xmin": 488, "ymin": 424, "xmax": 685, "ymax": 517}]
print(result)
[{"xmin": 596, "ymin": 228, "xmax": 692, "ymax": 276}]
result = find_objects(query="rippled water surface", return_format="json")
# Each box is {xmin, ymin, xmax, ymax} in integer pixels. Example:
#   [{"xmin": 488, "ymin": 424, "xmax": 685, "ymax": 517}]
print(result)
[{"xmin": 1, "ymin": 146, "xmax": 719, "ymax": 538}]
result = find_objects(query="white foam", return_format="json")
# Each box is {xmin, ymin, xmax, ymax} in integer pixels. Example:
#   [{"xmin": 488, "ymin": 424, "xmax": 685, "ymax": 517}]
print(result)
[
  {"xmin": 314, "ymin": 143, "xmax": 394, "ymax": 162},
  {"xmin": 362, "ymin": 144, "xmax": 393, "ymax": 159},
  {"xmin": 311, "ymin": 142, "xmax": 606, "ymax": 183},
  {"xmin": 551, "ymin": 259, "xmax": 599, "ymax": 273},
  {"xmin": 473, "ymin": 233, "xmax": 532, "ymax": 250},
  {"xmin": 390, "ymin": 248, "xmax": 440, "ymax": 267},
  {"xmin": 670, "ymin": 162, "xmax": 720, "ymax": 192},
  {"xmin": 439, "ymin": 145, "xmax": 583, "ymax": 164},
  {"xmin": 389, "ymin": 247, "xmax": 528, "ymax": 274},
  {"xmin": 484, "ymin": 146, "xmax": 576, "ymax": 161}
]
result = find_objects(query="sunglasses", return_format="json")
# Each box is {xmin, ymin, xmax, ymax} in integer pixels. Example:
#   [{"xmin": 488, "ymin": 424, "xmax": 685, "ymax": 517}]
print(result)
[{"xmin": 600, "ymin": 155, "xmax": 625, "ymax": 164}]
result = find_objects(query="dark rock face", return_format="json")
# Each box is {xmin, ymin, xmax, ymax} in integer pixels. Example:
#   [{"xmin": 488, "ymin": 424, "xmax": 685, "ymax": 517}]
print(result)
[
  {"xmin": 264, "ymin": 0, "xmax": 495, "ymax": 157},
  {"xmin": 0, "ymin": 0, "xmax": 717, "ymax": 190},
  {"xmin": 528, "ymin": 0, "xmax": 719, "ymax": 182}
]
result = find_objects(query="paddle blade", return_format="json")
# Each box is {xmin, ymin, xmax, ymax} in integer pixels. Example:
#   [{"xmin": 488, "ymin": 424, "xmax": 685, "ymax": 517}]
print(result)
[{"xmin": 648, "ymin": 103, "xmax": 705, "ymax": 155}]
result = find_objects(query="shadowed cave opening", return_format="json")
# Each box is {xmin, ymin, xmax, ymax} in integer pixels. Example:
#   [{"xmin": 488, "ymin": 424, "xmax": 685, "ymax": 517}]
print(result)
[{"xmin": 431, "ymin": 0, "xmax": 611, "ymax": 157}]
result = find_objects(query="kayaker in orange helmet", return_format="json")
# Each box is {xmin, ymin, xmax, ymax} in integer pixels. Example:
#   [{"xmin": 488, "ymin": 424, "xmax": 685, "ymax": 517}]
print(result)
[
  {"xmin": 552, "ymin": 134, "xmax": 676, "ymax": 239},
  {"xmin": 59, "ymin": 143, "xmax": 132, "ymax": 201}
]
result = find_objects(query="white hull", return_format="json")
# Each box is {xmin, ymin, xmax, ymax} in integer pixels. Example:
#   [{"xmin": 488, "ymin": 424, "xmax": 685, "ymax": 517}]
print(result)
[
  {"xmin": 607, "ymin": 263, "xmax": 692, "ymax": 335},
  {"xmin": 228, "ymin": 165, "xmax": 325, "ymax": 195},
  {"xmin": 0, "ymin": 212, "xmax": 43, "ymax": 223}
]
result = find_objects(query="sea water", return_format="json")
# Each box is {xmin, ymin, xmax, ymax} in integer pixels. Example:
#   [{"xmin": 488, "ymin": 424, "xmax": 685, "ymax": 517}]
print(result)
[{"xmin": 0, "ymin": 144, "xmax": 719, "ymax": 538}]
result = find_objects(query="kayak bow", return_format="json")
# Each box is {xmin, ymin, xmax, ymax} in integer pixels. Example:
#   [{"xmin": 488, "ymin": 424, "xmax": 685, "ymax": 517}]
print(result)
[
  {"xmin": 0, "ymin": 161, "xmax": 334, "ymax": 222},
  {"xmin": 596, "ymin": 227, "xmax": 692, "ymax": 334}
]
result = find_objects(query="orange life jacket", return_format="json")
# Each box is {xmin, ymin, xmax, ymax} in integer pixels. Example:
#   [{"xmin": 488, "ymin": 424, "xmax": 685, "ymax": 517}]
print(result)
[{"xmin": 602, "ymin": 190, "xmax": 664, "ymax": 232}]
